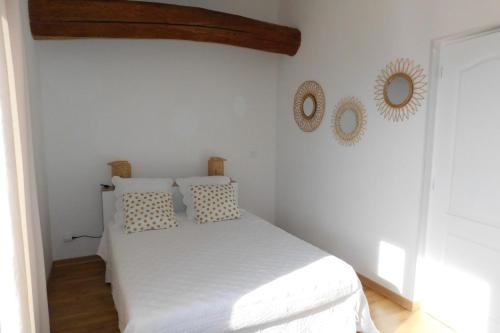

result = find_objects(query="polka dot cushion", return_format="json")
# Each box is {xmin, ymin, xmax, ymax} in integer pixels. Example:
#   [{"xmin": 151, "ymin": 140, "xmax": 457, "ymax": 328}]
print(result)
[
  {"xmin": 123, "ymin": 192, "xmax": 178, "ymax": 234},
  {"xmin": 191, "ymin": 183, "xmax": 241, "ymax": 224}
]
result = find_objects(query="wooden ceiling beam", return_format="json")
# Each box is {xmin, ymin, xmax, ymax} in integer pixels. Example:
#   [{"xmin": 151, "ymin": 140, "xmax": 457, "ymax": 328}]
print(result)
[{"xmin": 28, "ymin": 0, "xmax": 301, "ymax": 56}]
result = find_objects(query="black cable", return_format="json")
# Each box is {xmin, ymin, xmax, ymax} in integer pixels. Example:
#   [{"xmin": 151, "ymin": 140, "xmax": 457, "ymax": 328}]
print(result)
[
  {"xmin": 72, "ymin": 235, "xmax": 102, "ymax": 240},
  {"xmin": 71, "ymin": 186, "xmax": 107, "ymax": 240}
]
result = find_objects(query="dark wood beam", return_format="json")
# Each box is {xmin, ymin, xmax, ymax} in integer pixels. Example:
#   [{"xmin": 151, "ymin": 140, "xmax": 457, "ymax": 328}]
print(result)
[{"xmin": 28, "ymin": 0, "xmax": 301, "ymax": 56}]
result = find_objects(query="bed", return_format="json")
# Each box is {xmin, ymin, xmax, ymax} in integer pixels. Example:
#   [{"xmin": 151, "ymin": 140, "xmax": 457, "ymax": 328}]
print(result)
[{"xmin": 98, "ymin": 189, "xmax": 378, "ymax": 333}]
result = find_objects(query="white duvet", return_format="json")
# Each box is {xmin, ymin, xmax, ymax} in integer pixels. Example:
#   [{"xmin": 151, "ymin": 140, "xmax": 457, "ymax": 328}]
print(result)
[{"xmin": 98, "ymin": 211, "xmax": 378, "ymax": 333}]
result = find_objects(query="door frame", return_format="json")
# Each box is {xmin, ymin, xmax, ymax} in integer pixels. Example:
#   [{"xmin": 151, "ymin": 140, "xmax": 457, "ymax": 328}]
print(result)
[{"xmin": 415, "ymin": 24, "xmax": 500, "ymax": 303}]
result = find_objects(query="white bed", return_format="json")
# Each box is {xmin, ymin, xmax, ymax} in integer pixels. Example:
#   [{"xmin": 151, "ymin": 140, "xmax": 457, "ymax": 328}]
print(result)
[{"xmin": 98, "ymin": 192, "xmax": 378, "ymax": 333}]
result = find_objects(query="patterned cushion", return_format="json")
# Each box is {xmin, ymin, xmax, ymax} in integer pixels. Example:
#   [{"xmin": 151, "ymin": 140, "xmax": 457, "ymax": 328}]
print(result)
[
  {"xmin": 123, "ymin": 192, "xmax": 178, "ymax": 233},
  {"xmin": 191, "ymin": 184, "xmax": 241, "ymax": 224}
]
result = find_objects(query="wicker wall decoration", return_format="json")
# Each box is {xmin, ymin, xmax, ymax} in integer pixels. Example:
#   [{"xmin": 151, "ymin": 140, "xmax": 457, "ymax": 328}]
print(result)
[
  {"xmin": 374, "ymin": 58, "xmax": 426, "ymax": 122},
  {"xmin": 331, "ymin": 97, "xmax": 366, "ymax": 146},
  {"xmin": 293, "ymin": 80, "xmax": 325, "ymax": 132}
]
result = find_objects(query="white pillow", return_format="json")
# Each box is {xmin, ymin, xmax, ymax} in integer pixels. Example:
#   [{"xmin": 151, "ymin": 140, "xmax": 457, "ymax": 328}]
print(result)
[
  {"xmin": 112, "ymin": 176, "xmax": 174, "ymax": 226},
  {"xmin": 176, "ymin": 176, "xmax": 232, "ymax": 220}
]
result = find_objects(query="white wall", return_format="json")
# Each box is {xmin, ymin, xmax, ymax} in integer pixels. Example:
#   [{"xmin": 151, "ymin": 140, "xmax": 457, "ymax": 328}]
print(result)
[
  {"xmin": 21, "ymin": 1, "xmax": 52, "ymax": 278},
  {"xmin": 31, "ymin": 0, "xmax": 500, "ymax": 297},
  {"xmin": 276, "ymin": 0, "xmax": 500, "ymax": 300},
  {"xmin": 34, "ymin": 0, "xmax": 281, "ymax": 260}
]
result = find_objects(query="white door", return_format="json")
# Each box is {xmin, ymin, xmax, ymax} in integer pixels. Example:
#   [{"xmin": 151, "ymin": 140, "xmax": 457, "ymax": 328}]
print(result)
[{"xmin": 425, "ymin": 29, "xmax": 500, "ymax": 333}]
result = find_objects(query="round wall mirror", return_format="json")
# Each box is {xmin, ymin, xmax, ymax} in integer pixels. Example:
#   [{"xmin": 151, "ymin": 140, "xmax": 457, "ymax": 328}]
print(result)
[
  {"xmin": 384, "ymin": 73, "xmax": 413, "ymax": 108},
  {"xmin": 332, "ymin": 97, "xmax": 366, "ymax": 146},
  {"xmin": 302, "ymin": 94, "xmax": 317, "ymax": 119},
  {"xmin": 374, "ymin": 58, "xmax": 427, "ymax": 122},
  {"xmin": 339, "ymin": 108, "xmax": 357, "ymax": 134},
  {"xmin": 294, "ymin": 81, "xmax": 325, "ymax": 132}
]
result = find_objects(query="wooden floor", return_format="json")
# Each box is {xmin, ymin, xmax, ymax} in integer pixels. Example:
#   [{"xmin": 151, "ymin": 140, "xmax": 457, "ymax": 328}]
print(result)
[
  {"xmin": 48, "ymin": 256, "xmax": 454, "ymax": 333},
  {"xmin": 48, "ymin": 256, "xmax": 119, "ymax": 333},
  {"xmin": 364, "ymin": 288, "xmax": 454, "ymax": 333}
]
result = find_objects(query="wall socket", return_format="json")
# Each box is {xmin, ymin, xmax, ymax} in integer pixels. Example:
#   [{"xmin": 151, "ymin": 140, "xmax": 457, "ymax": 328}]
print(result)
[{"xmin": 63, "ymin": 233, "xmax": 74, "ymax": 242}]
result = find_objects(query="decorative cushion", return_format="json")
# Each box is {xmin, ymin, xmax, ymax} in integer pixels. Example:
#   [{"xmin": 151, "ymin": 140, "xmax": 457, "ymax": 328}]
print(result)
[
  {"xmin": 191, "ymin": 184, "xmax": 241, "ymax": 224},
  {"xmin": 123, "ymin": 192, "xmax": 178, "ymax": 233},
  {"xmin": 112, "ymin": 176, "xmax": 174, "ymax": 227},
  {"xmin": 176, "ymin": 176, "xmax": 232, "ymax": 220}
]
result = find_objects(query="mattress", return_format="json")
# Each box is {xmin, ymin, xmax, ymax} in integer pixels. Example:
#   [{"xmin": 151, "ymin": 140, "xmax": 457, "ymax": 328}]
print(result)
[{"xmin": 98, "ymin": 211, "xmax": 378, "ymax": 333}]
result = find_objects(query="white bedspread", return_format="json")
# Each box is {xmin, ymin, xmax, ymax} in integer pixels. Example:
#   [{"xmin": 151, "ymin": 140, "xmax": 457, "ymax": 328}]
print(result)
[{"xmin": 98, "ymin": 211, "xmax": 378, "ymax": 333}]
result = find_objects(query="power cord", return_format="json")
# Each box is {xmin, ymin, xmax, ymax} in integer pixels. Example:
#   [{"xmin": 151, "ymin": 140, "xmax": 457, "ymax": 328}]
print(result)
[
  {"xmin": 70, "ymin": 185, "xmax": 108, "ymax": 240},
  {"xmin": 72, "ymin": 235, "xmax": 102, "ymax": 240}
]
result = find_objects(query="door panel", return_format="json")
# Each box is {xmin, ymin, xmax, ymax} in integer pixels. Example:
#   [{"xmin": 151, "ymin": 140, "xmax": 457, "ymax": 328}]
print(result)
[
  {"xmin": 448, "ymin": 58, "xmax": 500, "ymax": 227},
  {"xmin": 442, "ymin": 235, "xmax": 500, "ymax": 332},
  {"xmin": 425, "ymin": 30, "xmax": 500, "ymax": 333}
]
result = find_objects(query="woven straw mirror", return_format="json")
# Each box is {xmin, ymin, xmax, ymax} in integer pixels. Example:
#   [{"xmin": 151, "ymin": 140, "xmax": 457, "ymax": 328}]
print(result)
[
  {"xmin": 293, "ymin": 81, "xmax": 325, "ymax": 132},
  {"xmin": 374, "ymin": 58, "xmax": 427, "ymax": 122},
  {"xmin": 331, "ymin": 97, "xmax": 366, "ymax": 146}
]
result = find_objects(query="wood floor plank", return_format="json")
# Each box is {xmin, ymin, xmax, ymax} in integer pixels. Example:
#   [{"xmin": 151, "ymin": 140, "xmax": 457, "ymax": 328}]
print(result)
[
  {"xmin": 48, "ymin": 256, "xmax": 119, "ymax": 333},
  {"xmin": 47, "ymin": 255, "xmax": 454, "ymax": 333}
]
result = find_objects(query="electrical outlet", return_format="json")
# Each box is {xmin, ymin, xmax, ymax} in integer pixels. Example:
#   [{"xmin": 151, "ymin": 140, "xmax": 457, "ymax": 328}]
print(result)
[{"xmin": 63, "ymin": 233, "xmax": 73, "ymax": 242}]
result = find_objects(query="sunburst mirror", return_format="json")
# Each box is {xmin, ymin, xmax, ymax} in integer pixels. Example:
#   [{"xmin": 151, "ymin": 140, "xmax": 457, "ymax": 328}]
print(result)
[
  {"xmin": 374, "ymin": 58, "xmax": 426, "ymax": 122},
  {"xmin": 331, "ymin": 97, "xmax": 366, "ymax": 146},
  {"xmin": 293, "ymin": 81, "xmax": 325, "ymax": 132}
]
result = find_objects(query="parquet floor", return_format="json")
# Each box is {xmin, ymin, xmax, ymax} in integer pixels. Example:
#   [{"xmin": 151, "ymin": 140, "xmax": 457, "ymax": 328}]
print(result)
[
  {"xmin": 48, "ymin": 256, "xmax": 454, "ymax": 333},
  {"xmin": 364, "ymin": 288, "xmax": 454, "ymax": 333},
  {"xmin": 48, "ymin": 256, "xmax": 119, "ymax": 333}
]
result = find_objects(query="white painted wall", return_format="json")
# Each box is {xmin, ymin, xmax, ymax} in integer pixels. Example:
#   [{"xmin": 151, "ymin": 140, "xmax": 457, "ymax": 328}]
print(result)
[
  {"xmin": 34, "ymin": 0, "xmax": 281, "ymax": 260},
  {"xmin": 29, "ymin": 0, "xmax": 500, "ymax": 298},
  {"xmin": 276, "ymin": 0, "xmax": 500, "ymax": 300},
  {"xmin": 21, "ymin": 1, "xmax": 52, "ymax": 278}
]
